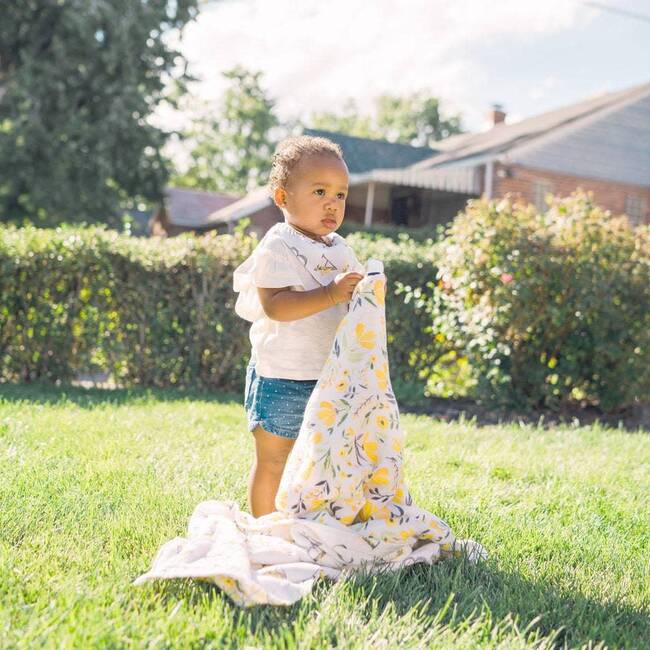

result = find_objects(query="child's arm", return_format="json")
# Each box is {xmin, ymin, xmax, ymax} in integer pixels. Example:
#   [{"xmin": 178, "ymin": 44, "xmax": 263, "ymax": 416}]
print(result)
[{"xmin": 257, "ymin": 271, "xmax": 364, "ymax": 322}]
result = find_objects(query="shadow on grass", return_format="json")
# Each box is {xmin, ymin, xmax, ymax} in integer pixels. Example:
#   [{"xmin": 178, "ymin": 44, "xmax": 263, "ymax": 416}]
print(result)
[
  {"xmin": 149, "ymin": 557, "xmax": 648, "ymax": 648},
  {"xmin": 0, "ymin": 379, "xmax": 242, "ymax": 409},
  {"xmin": 396, "ymin": 393, "xmax": 650, "ymax": 435},
  {"xmin": 2, "ymin": 379, "xmax": 647, "ymax": 434}
]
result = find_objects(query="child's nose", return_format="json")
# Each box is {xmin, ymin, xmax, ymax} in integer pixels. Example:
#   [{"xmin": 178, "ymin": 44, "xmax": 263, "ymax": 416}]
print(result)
[{"xmin": 325, "ymin": 196, "xmax": 339, "ymax": 210}]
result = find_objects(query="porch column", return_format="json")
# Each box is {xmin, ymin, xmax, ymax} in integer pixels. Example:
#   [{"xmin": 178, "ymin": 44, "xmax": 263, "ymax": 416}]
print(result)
[
  {"xmin": 484, "ymin": 160, "xmax": 494, "ymax": 200},
  {"xmin": 364, "ymin": 181, "xmax": 375, "ymax": 227}
]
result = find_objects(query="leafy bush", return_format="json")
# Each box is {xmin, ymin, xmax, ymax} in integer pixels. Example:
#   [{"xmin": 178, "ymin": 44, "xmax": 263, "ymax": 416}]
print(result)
[
  {"xmin": 418, "ymin": 191, "xmax": 650, "ymax": 413},
  {"xmin": 4, "ymin": 192, "xmax": 645, "ymax": 415},
  {"xmin": 344, "ymin": 232, "xmax": 439, "ymax": 402},
  {"xmin": 338, "ymin": 220, "xmax": 445, "ymax": 244},
  {"xmin": 0, "ymin": 224, "xmax": 440, "ymax": 399},
  {"xmin": 0, "ymin": 224, "xmax": 253, "ymax": 390}
]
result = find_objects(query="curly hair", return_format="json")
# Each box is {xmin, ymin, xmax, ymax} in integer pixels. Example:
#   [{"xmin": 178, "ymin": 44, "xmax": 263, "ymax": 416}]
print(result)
[{"xmin": 267, "ymin": 135, "xmax": 345, "ymax": 203}]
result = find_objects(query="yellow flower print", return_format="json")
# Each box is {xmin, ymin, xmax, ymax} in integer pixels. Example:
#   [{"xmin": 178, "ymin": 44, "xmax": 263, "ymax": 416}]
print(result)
[
  {"xmin": 355, "ymin": 323, "xmax": 376, "ymax": 350},
  {"xmin": 369, "ymin": 467, "xmax": 389, "ymax": 485},
  {"xmin": 376, "ymin": 505, "xmax": 391, "ymax": 520},
  {"xmin": 440, "ymin": 542, "xmax": 456, "ymax": 557},
  {"xmin": 359, "ymin": 500, "xmax": 377, "ymax": 522},
  {"xmin": 309, "ymin": 498, "xmax": 325, "ymax": 510},
  {"xmin": 400, "ymin": 528, "xmax": 415, "ymax": 541},
  {"xmin": 317, "ymin": 401, "xmax": 336, "ymax": 427},
  {"xmin": 361, "ymin": 432, "xmax": 378, "ymax": 462},
  {"xmin": 335, "ymin": 378, "xmax": 349, "ymax": 391},
  {"xmin": 340, "ymin": 514, "xmax": 354, "ymax": 524},
  {"xmin": 392, "ymin": 437, "xmax": 402, "ymax": 452},
  {"xmin": 338, "ymin": 448, "xmax": 347, "ymax": 457},
  {"xmin": 375, "ymin": 363, "xmax": 388, "ymax": 390},
  {"xmin": 345, "ymin": 426, "xmax": 355, "ymax": 437},
  {"xmin": 376, "ymin": 414, "xmax": 389, "ymax": 429},
  {"xmin": 312, "ymin": 431, "xmax": 323, "ymax": 444},
  {"xmin": 373, "ymin": 279, "xmax": 385, "ymax": 306}
]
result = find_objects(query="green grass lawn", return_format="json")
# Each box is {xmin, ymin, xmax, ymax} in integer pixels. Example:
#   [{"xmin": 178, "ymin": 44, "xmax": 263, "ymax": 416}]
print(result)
[{"xmin": 1, "ymin": 381, "xmax": 648, "ymax": 649}]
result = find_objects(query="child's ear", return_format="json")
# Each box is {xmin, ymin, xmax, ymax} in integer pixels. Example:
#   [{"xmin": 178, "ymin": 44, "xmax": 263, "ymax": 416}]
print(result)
[{"xmin": 274, "ymin": 187, "xmax": 286, "ymax": 207}]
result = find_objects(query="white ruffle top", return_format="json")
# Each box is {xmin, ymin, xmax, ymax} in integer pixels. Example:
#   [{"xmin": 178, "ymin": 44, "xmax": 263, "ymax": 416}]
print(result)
[{"xmin": 233, "ymin": 221, "xmax": 364, "ymax": 379}]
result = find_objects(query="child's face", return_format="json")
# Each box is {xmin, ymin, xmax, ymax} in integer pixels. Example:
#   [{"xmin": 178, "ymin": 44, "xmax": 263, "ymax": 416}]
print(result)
[{"xmin": 276, "ymin": 153, "xmax": 349, "ymax": 237}]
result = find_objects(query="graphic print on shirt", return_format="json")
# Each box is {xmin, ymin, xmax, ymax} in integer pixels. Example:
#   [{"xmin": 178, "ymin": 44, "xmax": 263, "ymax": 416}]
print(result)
[
  {"xmin": 282, "ymin": 235, "xmax": 353, "ymax": 288},
  {"xmin": 287, "ymin": 245, "xmax": 309, "ymax": 268},
  {"xmin": 314, "ymin": 253, "xmax": 338, "ymax": 272}
]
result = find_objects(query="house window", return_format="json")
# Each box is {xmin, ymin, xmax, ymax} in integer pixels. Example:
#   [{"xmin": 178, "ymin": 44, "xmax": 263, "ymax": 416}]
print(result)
[
  {"xmin": 625, "ymin": 194, "xmax": 645, "ymax": 226},
  {"xmin": 532, "ymin": 180, "xmax": 554, "ymax": 212},
  {"xmin": 390, "ymin": 194, "xmax": 419, "ymax": 227}
]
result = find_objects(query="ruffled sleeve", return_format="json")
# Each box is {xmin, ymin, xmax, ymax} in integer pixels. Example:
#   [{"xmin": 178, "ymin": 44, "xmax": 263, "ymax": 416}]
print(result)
[{"xmin": 232, "ymin": 237, "xmax": 303, "ymax": 322}]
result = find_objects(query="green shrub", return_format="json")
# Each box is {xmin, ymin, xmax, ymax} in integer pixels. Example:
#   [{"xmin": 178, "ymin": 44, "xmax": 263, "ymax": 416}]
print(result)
[
  {"xmin": 0, "ymin": 224, "xmax": 440, "ymax": 399},
  {"xmin": 6, "ymin": 192, "xmax": 644, "ymax": 415},
  {"xmin": 417, "ymin": 191, "xmax": 650, "ymax": 413},
  {"xmin": 345, "ymin": 232, "xmax": 440, "ymax": 403},
  {"xmin": 338, "ymin": 220, "xmax": 445, "ymax": 244},
  {"xmin": 0, "ymin": 224, "xmax": 253, "ymax": 391}
]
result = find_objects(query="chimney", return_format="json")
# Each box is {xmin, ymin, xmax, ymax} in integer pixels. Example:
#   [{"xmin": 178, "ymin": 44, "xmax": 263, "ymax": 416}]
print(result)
[{"xmin": 490, "ymin": 103, "xmax": 506, "ymax": 127}]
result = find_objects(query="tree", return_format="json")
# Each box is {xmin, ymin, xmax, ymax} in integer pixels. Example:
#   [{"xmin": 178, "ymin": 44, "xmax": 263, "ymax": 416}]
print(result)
[
  {"xmin": 308, "ymin": 91, "xmax": 463, "ymax": 146},
  {"xmin": 0, "ymin": 0, "xmax": 200, "ymax": 227},
  {"xmin": 308, "ymin": 98, "xmax": 382, "ymax": 140},
  {"xmin": 172, "ymin": 65, "xmax": 280, "ymax": 195}
]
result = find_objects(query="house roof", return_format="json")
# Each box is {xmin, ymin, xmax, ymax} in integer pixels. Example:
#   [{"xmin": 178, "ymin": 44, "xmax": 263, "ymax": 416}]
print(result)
[
  {"xmin": 350, "ymin": 166, "xmax": 481, "ymax": 195},
  {"xmin": 410, "ymin": 81, "xmax": 650, "ymax": 169},
  {"xmin": 205, "ymin": 186, "xmax": 273, "ymax": 225},
  {"xmin": 302, "ymin": 128, "xmax": 440, "ymax": 172},
  {"xmin": 163, "ymin": 187, "xmax": 241, "ymax": 228},
  {"xmin": 204, "ymin": 81, "xmax": 650, "ymax": 224}
]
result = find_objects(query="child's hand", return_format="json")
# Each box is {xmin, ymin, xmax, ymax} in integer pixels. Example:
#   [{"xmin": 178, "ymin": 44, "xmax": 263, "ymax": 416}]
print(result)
[{"xmin": 329, "ymin": 272, "xmax": 364, "ymax": 304}]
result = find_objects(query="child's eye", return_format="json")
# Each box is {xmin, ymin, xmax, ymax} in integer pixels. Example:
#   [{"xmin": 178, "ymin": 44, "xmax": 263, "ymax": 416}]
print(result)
[
  {"xmin": 314, "ymin": 189, "xmax": 325, "ymax": 196},
  {"xmin": 337, "ymin": 193, "xmax": 346, "ymax": 200}
]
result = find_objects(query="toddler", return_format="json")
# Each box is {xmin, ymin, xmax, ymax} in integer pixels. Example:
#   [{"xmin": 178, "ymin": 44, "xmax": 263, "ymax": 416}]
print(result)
[{"xmin": 233, "ymin": 135, "xmax": 365, "ymax": 518}]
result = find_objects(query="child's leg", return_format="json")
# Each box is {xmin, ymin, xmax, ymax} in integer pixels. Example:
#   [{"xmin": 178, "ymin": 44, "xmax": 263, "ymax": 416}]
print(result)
[{"xmin": 247, "ymin": 424, "xmax": 296, "ymax": 518}]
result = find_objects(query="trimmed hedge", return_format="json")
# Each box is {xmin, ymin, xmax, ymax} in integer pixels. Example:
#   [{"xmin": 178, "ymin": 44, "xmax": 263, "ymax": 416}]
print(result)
[
  {"xmin": 337, "ymin": 220, "xmax": 445, "ymax": 244},
  {"xmin": 0, "ymin": 226, "xmax": 253, "ymax": 390},
  {"xmin": 0, "ymin": 224, "xmax": 437, "ymax": 398},
  {"xmin": 2, "ymin": 191, "xmax": 647, "ymax": 414}
]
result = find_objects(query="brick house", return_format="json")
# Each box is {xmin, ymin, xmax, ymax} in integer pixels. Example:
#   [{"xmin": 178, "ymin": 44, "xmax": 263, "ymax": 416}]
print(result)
[
  {"xmin": 410, "ymin": 81, "xmax": 650, "ymax": 227},
  {"xmin": 183, "ymin": 80, "xmax": 650, "ymax": 236},
  {"xmin": 201, "ymin": 133, "xmax": 441, "ymax": 240}
]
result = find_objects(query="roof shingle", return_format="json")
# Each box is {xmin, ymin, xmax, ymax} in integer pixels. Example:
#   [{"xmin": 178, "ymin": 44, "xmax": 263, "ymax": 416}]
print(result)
[{"xmin": 302, "ymin": 127, "xmax": 440, "ymax": 173}]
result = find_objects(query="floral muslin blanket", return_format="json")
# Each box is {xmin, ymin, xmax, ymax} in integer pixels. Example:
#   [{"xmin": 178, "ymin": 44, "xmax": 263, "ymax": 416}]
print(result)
[{"xmin": 133, "ymin": 262, "xmax": 488, "ymax": 606}]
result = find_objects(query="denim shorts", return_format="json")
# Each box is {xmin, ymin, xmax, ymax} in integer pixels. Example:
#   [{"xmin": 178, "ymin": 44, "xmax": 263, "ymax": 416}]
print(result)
[{"xmin": 244, "ymin": 360, "xmax": 318, "ymax": 440}]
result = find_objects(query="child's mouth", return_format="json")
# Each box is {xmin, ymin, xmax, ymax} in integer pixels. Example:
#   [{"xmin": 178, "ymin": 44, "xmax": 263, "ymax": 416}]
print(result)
[{"xmin": 322, "ymin": 218, "xmax": 336, "ymax": 227}]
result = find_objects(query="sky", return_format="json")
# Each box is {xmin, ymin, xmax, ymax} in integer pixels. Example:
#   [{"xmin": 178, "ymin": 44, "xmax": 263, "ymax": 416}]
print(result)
[{"xmin": 157, "ymin": 0, "xmax": 650, "ymax": 158}]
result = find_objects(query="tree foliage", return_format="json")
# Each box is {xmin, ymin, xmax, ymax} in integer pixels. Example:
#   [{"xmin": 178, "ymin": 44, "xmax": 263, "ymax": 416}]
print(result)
[
  {"xmin": 308, "ymin": 91, "xmax": 463, "ymax": 146},
  {"xmin": 172, "ymin": 65, "xmax": 280, "ymax": 195},
  {"xmin": 0, "ymin": 0, "xmax": 199, "ymax": 227}
]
